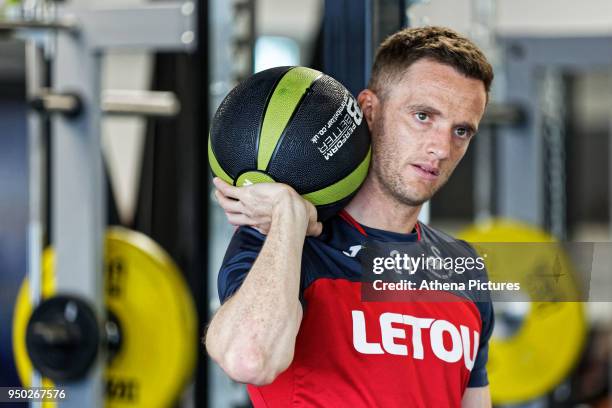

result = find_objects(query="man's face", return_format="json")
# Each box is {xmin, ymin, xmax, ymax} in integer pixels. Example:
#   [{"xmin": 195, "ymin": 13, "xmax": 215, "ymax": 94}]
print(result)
[{"xmin": 361, "ymin": 58, "xmax": 487, "ymax": 206}]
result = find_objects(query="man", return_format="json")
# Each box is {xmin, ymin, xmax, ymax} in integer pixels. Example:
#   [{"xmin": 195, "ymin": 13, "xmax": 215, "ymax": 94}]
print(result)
[{"xmin": 206, "ymin": 26, "xmax": 494, "ymax": 407}]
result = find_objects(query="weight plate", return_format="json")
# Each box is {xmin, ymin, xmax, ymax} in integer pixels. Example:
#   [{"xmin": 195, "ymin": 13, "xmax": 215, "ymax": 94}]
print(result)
[
  {"xmin": 26, "ymin": 295, "xmax": 100, "ymax": 382},
  {"xmin": 458, "ymin": 219, "xmax": 586, "ymax": 405},
  {"xmin": 12, "ymin": 227, "xmax": 197, "ymax": 408}
]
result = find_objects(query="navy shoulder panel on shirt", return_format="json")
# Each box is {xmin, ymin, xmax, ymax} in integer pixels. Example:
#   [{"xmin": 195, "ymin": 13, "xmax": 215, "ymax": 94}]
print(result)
[
  {"xmin": 216, "ymin": 215, "xmax": 367, "ymax": 305},
  {"xmin": 216, "ymin": 224, "xmax": 320, "ymax": 305},
  {"xmin": 468, "ymin": 299, "xmax": 494, "ymax": 387}
]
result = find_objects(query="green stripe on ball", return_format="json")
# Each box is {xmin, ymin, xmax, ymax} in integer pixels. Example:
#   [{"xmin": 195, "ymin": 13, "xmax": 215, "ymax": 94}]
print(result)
[
  {"xmin": 257, "ymin": 67, "xmax": 322, "ymax": 171},
  {"xmin": 302, "ymin": 148, "xmax": 371, "ymax": 205},
  {"xmin": 208, "ymin": 136, "xmax": 234, "ymax": 184}
]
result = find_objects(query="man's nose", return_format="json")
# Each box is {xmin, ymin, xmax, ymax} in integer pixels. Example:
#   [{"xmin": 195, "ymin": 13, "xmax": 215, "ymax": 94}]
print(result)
[{"xmin": 426, "ymin": 127, "xmax": 451, "ymax": 160}]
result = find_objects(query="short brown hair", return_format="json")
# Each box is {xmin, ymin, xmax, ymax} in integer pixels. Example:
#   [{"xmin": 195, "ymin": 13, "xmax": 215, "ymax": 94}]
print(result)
[{"xmin": 369, "ymin": 26, "xmax": 493, "ymax": 99}]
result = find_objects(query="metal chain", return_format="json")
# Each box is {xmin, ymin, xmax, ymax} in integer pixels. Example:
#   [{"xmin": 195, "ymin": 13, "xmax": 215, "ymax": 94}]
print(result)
[{"xmin": 540, "ymin": 68, "xmax": 567, "ymax": 239}]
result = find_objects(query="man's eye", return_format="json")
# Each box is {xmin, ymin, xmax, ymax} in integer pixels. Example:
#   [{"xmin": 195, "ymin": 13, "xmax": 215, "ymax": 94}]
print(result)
[
  {"xmin": 415, "ymin": 112, "xmax": 428, "ymax": 122},
  {"xmin": 455, "ymin": 128, "xmax": 471, "ymax": 139}
]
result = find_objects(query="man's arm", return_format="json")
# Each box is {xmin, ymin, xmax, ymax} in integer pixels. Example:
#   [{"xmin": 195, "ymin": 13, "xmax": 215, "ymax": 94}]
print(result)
[
  {"xmin": 205, "ymin": 179, "xmax": 320, "ymax": 386},
  {"xmin": 462, "ymin": 386, "xmax": 491, "ymax": 408},
  {"xmin": 463, "ymin": 250, "xmax": 494, "ymax": 408}
]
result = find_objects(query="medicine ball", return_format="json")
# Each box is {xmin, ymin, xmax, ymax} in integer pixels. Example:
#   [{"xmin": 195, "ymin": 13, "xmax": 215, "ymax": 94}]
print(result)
[{"xmin": 208, "ymin": 66, "xmax": 371, "ymax": 220}]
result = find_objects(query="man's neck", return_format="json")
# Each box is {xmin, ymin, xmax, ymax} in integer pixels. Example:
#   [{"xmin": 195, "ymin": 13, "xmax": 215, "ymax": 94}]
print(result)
[{"xmin": 343, "ymin": 176, "xmax": 422, "ymax": 234}]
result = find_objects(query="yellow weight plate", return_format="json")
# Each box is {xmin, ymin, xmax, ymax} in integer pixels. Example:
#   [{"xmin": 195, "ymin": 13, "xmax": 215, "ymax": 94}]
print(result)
[
  {"xmin": 12, "ymin": 249, "xmax": 56, "ymax": 408},
  {"xmin": 458, "ymin": 219, "xmax": 586, "ymax": 405},
  {"xmin": 12, "ymin": 227, "xmax": 197, "ymax": 408}
]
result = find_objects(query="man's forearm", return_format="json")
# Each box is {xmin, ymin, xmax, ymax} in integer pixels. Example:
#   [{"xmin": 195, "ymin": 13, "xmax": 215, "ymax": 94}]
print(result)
[{"xmin": 206, "ymin": 199, "xmax": 307, "ymax": 385}]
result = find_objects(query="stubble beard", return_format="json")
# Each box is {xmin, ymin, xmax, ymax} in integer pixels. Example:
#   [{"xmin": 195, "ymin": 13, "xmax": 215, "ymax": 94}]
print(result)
[
  {"xmin": 371, "ymin": 117, "xmax": 446, "ymax": 207},
  {"xmin": 374, "ymin": 158, "xmax": 436, "ymax": 207}
]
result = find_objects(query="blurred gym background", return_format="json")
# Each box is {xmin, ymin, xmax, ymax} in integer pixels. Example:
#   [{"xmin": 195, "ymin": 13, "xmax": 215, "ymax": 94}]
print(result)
[{"xmin": 0, "ymin": 0, "xmax": 611, "ymax": 407}]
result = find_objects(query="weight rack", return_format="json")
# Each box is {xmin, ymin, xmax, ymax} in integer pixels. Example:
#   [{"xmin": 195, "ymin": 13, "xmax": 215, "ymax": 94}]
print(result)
[{"xmin": 1, "ymin": 2, "xmax": 196, "ymax": 407}]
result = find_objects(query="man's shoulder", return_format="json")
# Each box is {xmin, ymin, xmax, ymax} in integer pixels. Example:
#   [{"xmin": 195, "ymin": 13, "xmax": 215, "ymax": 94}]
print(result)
[
  {"xmin": 418, "ymin": 222, "xmax": 465, "ymax": 243},
  {"xmin": 418, "ymin": 222, "xmax": 479, "ymax": 256},
  {"xmin": 222, "ymin": 226, "xmax": 266, "ymax": 261}
]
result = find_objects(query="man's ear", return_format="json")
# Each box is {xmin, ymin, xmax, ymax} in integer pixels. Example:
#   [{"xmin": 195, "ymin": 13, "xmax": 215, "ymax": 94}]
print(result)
[{"xmin": 357, "ymin": 89, "xmax": 379, "ymax": 129}]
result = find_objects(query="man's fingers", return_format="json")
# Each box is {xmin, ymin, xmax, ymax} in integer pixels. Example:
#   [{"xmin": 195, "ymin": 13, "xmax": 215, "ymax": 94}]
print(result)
[
  {"xmin": 213, "ymin": 177, "xmax": 241, "ymax": 200},
  {"xmin": 214, "ymin": 177, "xmax": 310, "ymax": 235},
  {"xmin": 307, "ymin": 221, "xmax": 323, "ymax": 237},
  {"xmin": 225, "ymin": 211, "xmax": 252, "ymax": 226},
  {"xmin": 214, "ymin": 190, "xmax": 245, "ymax": 214}
]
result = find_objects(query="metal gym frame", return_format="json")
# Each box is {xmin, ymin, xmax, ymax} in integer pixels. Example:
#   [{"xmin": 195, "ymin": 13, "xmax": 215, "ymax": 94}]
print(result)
[
  {"xmin": 1, "ymin": 2, "xmax": 197, "ymax": 407},
  {"xmin": 495, "ymin": 34, "xmax": 612, "ymax": 233}
]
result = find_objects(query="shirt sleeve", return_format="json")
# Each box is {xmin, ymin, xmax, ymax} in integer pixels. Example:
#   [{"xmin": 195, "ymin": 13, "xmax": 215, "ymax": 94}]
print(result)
[
  {"xmin": 467, "ymin": 300, "xmax": 495, "ymax": 387},
  {"xmin": 217, "ymin": 226, "xmax": 266, "ymax": 304}
]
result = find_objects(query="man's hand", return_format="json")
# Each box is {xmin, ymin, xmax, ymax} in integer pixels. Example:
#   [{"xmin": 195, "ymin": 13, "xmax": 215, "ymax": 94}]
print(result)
[
  {"xmin": 213, "ymin": 177, "xmax": 322, "ymax": 236},
  {"xmin": 461, "ymin": 386, "xmax": 491, "ymax": 408}
]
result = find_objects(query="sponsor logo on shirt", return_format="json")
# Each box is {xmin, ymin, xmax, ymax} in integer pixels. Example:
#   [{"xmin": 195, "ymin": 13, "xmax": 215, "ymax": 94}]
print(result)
[{"xmin": 352, "ymin": 310, "xmax": 479, "ymax": 370}]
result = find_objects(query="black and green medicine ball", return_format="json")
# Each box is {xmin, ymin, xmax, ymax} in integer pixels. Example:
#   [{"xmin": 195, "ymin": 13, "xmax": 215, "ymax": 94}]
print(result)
[{"xmin": 208, "ymin": 66, "xmax": 371, "ymax": 220}]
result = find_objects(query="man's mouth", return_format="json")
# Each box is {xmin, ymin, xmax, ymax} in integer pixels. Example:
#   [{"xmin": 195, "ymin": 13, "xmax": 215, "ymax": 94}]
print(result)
[{"xmin": 411, "ymin": 163, "xmax": 440, "ymax": 180}]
